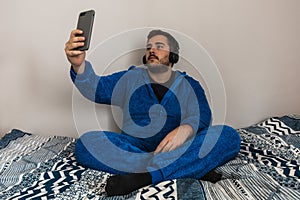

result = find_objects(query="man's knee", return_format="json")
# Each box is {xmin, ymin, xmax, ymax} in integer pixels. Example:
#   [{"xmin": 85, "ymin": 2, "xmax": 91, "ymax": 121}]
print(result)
[
  {"xmin": 220, "ymin": 125, "xmax": 241, "ymax": 151},
  {"xmin": 75, "ymin": 131, "xmax": 104, "ymax": 164},
  {"xmin": 209, "ymin": 125, "xmax": 241, "ymax": 159},
  {"xmin": 199, "ymin": 125, "xmax": 241, "ymax": 156}
]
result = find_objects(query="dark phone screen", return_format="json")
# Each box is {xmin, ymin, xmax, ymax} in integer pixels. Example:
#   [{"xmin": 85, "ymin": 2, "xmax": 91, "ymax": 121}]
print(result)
[{"xmin": 76, "ymin": 10, "xmax": 95, "ymax": 51}]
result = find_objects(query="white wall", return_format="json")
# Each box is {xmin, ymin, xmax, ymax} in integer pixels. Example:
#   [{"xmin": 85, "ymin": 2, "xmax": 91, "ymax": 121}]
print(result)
[{"xmin": 0, "ymin": 0, "xmax": 299, "ymax": 137}]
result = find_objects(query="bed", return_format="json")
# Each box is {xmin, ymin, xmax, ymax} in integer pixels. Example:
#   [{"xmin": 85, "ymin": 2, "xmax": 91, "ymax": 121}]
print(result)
[{"xmin": 0, "ymin": 115, "xmax": 299, "ymax": 200}]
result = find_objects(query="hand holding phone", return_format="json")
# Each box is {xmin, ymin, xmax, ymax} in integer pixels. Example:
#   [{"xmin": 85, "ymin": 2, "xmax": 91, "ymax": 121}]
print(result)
[{"xmin": 75, "ymin": 10, "xmax": 95, "ymax": 51}]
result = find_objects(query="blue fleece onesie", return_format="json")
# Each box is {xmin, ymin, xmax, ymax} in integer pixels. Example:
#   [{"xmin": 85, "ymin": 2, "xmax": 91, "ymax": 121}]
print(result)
[{"xmin": 72, "ymin": 61, "xmax": 241, "ymax": 184}]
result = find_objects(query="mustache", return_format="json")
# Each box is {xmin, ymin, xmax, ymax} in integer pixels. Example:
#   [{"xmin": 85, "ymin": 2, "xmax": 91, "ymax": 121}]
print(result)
[{"xmin": 148, "ymin": 53, "xmax": 159, "ymax": 60}]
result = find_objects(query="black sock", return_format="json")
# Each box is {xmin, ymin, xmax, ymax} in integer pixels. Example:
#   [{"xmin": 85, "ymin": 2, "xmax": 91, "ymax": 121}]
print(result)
[
  {"xmin": 105, "ymin": 172, "xmax": 152, "ymax": 196},
  {"xmin": 200, "ymin": 170, "xmax": 222, "ymax": 183}
]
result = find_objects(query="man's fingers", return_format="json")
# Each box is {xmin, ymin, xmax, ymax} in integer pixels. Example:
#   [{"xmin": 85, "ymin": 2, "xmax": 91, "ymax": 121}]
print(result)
[
  {"xmin": 66, "ymin": 29, "xmax": 85, "ymax": 51},
  {"xmin": 71, "ymin": 35, "xmax": 85, "ymax": 43},
  {"xmin": 70, "ymin": 42, "xmax": 85, "ymax": 50},
  {"xmin": 160, "ymin": 142, "xmax": 173, "ymax": 153},
  {"xmin": 67, "ymin": 50, "xmax": 85, "ymax": 57},
  {"xmin": 65, "ymin": 40, "xmax": 85, "ymax": 54},
  {"xmin": 154, "ymin": 140, "xmax": 168, "ymax": 155},
  {"xmin": 154, "ymin": 140, "xmax": 175, "ymax": 155},
  {"xmin": 71, "ymin": 29, "xmax": 83, "ymax": 37},
  {"xmin": 65, "ymin": 44, "xmax": 84, "ymax": 56}
]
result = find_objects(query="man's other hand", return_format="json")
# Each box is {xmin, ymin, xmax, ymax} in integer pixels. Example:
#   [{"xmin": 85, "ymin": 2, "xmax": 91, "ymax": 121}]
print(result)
[{"xmin": 154, "ymin": 124, "xmax": 194, "ymax": 155}]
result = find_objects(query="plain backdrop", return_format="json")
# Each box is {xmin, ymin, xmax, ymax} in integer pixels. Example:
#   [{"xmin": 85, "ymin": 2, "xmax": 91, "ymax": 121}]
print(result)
[{"xmin": 0, "ymin": 0, "xmax": 299, "ymax": 137}]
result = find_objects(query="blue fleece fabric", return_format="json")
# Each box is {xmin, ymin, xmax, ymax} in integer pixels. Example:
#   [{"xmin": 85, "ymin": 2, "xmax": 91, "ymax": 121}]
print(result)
[{"xmin": 71, "ymin": 61, "xmax": 241, "ymax": 184}]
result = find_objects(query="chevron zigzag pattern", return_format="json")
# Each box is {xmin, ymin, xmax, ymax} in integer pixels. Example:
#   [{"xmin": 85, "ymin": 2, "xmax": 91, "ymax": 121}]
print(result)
[
  {"xmin": 258, "ymin": 117, "xmax": 299, "ymax": 136},
  {"xmin": 137, "ymin": 180, "xmax": 177, "ymax": 199}
]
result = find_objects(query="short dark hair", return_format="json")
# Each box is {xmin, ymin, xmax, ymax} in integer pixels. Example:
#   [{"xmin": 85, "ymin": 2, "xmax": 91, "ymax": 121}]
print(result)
[{"xmin": 147, "ymin": 30, "xmax": 180, "ymax": 54}]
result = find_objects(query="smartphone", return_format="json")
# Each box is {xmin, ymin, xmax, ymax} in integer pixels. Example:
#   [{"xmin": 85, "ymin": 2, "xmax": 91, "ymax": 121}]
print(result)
[{"xmin": 75, "ymin": 10, "xmax": 95, "ymax": 51}]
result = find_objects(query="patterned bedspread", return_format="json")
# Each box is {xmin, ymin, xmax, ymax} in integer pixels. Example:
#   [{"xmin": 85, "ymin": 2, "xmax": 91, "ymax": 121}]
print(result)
[{"xmin": 0, "ymin": 115, "xmax": 299, "ymax": 199}]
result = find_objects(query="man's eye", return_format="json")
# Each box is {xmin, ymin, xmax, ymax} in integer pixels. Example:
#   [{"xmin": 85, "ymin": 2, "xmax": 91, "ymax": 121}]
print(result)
[
  {"xmin": 146, "ymin": 46, "xmax": 151, "ymax": 50},
  {"xmin": 157, "ymin": 45, "xmax": 164, "ymax": 49}
]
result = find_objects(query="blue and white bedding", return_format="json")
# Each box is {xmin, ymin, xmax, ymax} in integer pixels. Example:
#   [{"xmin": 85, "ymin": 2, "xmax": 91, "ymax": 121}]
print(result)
[{"xmin": 0, "ymin": 115, "xmax": 299, "ymax": 199}]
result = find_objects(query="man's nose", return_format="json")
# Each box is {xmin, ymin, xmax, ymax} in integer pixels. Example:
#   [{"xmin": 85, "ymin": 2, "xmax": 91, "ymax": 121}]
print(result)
[{"xmin": 149, "ymin": 47, "xmax": 157, "ymax": 54}]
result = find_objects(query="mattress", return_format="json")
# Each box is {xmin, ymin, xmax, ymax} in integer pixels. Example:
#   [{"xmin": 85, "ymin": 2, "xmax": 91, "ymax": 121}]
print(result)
[{"xmin": 0, "ymin": 115, "xmax": 299, "ymax": 199}]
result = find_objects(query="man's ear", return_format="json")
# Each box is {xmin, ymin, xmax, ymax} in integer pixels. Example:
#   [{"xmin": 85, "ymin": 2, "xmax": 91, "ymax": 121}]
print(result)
[
  {"xmin": 169, "ymin": 52, "xmax": 179, "ymax": 64},
  {"xmin": 142, "ymin": 55, "xmax": 147, "ymax": 64}
]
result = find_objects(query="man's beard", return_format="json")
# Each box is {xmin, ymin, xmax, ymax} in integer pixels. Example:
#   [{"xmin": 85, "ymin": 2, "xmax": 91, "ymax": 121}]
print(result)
[
  {"xmin": 145, "ymin": 55, "xmax": 170, "ymax": 74},
  {"xmin": 146, "ymin": 63, "xmax": 169, "ymax": 73}
]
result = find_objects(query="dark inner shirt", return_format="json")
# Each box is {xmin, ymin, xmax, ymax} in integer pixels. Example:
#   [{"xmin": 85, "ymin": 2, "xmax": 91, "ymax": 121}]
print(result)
[{"xmin": 149, "ymin": 71, "xmax": 175, "ymax": 103}]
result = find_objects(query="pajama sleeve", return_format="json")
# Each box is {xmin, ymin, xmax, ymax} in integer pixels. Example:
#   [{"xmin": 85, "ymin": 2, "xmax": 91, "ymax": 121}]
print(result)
[
  {"xmin": 180, "ymin": 77, "xmax": 212, "ymax": 134},
  {"xmin": 70, "ymin": 61, "xmax": 128, "ymax": 106}
]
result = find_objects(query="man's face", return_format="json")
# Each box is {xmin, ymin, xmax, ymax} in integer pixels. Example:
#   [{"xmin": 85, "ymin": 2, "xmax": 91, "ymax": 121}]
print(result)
[{"xmin": 145, "ymin": 35, "xmax": 171, "ymax": 73}]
